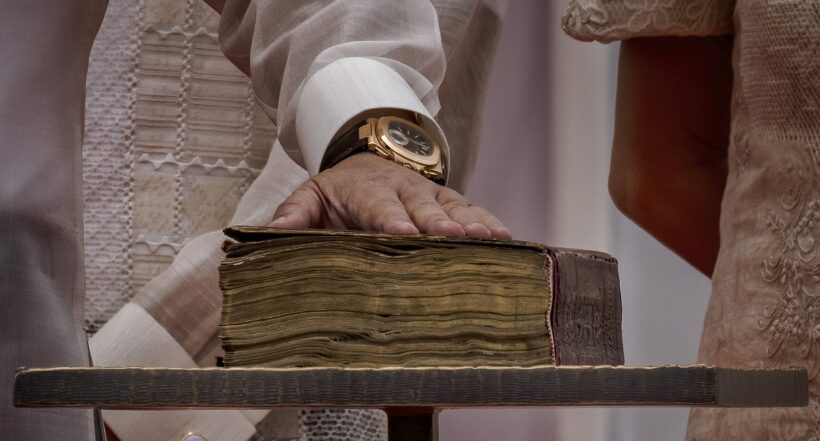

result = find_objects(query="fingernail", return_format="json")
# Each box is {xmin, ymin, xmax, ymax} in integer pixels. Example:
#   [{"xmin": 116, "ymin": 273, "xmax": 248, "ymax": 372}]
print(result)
[
  {"xmin": 466, "ymin": 223, "xmax": 492, "ymax": 238},
  {"xmin": 391, "ymin": 221, "xmax": 419, "ymax": 234},
  {"xmin": 433, "ymin": 220, "xmax": 465, "ymax": 236}
]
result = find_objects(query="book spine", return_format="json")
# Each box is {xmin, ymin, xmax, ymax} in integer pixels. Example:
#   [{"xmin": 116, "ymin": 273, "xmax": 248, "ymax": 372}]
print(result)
[{"xmin": 548, "ymin": 249, "xmax": 624, "ymax": 365}]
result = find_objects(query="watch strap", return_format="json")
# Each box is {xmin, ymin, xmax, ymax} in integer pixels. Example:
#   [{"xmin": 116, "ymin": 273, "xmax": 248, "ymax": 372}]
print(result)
[{"xmin": 319, "ymin": 122, "xmax": 368, "ymax": 172}]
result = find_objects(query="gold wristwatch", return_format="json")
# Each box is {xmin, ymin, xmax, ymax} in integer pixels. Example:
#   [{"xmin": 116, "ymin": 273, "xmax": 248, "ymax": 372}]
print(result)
[{"xmin": 320, "ymin": 115, "xmax": 447, "ymax": 185}]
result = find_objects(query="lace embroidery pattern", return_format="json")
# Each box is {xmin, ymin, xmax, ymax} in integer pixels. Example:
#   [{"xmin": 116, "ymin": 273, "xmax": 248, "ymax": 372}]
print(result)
[
  {"xmin": 84, "ymin": 0, "xmax": 273, "ymax": 330},
  {"xmin": 83, "ymin": 0, "xmax": 141, "ymax": 332},
  {"xmin": 296, "ymin": 409, "xmax": 387, "ymax": 441},
  {"xmin": 559, "ymin": 0, "xmax": 820, "ymax": 438},
  {"xmin": 742, "ymin": 1, "xmax": 820, "ymax": 436},
  {"xmin": 758, "ymin": 153, "xmax": 820, "ymax": 380},
  {"xmin": 753, "ymin": 145, "xmax": 820, "ymax": 439},
  {"xmin": 562, "ymin": 0, "xmax": 735, "ymax": 43}
]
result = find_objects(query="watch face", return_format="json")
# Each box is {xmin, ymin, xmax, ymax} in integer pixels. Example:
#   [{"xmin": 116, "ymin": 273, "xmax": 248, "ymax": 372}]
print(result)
[{"xmin": 386, "ymin": 120, "xmax": 435, "ymax": 157}]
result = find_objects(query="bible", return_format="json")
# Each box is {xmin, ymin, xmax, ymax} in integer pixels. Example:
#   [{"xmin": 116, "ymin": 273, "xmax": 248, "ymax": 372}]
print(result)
[{"xmin": 218, "ymin": 226, "xmax": 624, "ymax": 368}]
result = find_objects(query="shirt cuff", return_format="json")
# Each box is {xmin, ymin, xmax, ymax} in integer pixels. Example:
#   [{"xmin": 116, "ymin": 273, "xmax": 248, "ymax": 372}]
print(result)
[
  {"xmin": 296, "ymin": 57, "xmax": 450, "ymax": 181},
  {"xmin": 90, "ymin": 303, "xmax": 261, "ymax": 441}
]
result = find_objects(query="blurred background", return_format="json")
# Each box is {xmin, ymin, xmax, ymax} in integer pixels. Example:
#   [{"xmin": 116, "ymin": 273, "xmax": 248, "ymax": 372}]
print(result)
[{"xmin": 441, "ymin": 1, "xmax": 712, "ymax": 440}]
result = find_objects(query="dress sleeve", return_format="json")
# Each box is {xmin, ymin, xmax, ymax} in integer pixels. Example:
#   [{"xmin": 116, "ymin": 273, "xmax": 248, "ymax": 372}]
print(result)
[
  {"xmin": 562, "ymin": 0, "xmax": 736, "ymax": 43},
  {"xmin": 207, "ymin": 0, "xmax": 450, "ymax": 178}
]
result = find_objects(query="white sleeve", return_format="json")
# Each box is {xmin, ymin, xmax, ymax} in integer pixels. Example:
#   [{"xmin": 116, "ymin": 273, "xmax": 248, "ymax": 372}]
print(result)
[{"xmin": 214, "ymin": 0, "xmax": 450, "ymax": 176}]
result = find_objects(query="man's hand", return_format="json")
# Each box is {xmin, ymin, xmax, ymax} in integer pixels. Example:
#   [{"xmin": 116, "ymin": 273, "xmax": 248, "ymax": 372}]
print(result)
[{"xmin": 270, "ymin": 152, "xmax": 512, "ymax": 239}]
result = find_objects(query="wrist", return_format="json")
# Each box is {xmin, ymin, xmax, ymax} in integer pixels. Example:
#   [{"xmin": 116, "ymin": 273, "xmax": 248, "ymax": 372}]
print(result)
[{"xmin": 321, "ymin": 113, "xmax": 447, "ymax": 185}]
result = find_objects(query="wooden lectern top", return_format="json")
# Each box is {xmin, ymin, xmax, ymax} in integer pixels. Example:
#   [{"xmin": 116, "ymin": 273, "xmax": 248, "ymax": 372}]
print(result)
[{"xmin": 14, "ymin": 365, "xmax": 808, "ymax": 409}]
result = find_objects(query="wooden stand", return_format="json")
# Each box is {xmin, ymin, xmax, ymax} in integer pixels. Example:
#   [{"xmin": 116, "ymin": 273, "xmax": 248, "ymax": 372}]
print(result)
[{"xmin": 14, "ymin": 365, "xmax": 808, "ymax": 440}]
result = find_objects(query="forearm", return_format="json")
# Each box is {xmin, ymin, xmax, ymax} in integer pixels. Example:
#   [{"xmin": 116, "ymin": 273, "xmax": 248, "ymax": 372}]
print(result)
[
  {"xmin": 207, "ymin": 0, "xmax": 509, "ymax": 238},
  {"xmin": 610, "ymin": 36, "xmax": 733, "ymax": 276},
  {"xmin": 210, "ymin": 0, "xmax": 448, "ymax": 176}
]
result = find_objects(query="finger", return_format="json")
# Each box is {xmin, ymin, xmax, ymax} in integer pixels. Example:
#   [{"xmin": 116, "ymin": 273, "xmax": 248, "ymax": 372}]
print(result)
[
  {"xmin": 437, "ymin": 190, "xmax": 512, "ymax": 240},
  {"xmin": 354, "ymin": 191, "xmax": 419, "ymax": 235},
  {"xmin": 439, "ymin": 198, "xmax": 491, "ymax": 238},
  {"xmin": 443, "ymin": 202, "xmax": 512, "ymax": 239},
  {"xmin": 402, "ymin": 194, "xmax": 465, "ymax": 237},
  {"xmin": 269, "ymin": 183, "xmax": 323, "ymax": 229}
]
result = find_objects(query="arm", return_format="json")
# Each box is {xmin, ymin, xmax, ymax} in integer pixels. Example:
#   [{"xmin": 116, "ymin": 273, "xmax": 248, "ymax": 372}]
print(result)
[
  {"xmin": 208, "ymin": 0, "xmax": 446, "ymax": 171},
  {"xmin": 101, "ymin": 3, "xmax": 506, "ymax": 441},
  {"xmin": 208, "ymin": 0, "xmax": 510, "ymax": 239},
  {"xmin": 610, "ymin": 36, "xmax": 733, "ymax": 276}
]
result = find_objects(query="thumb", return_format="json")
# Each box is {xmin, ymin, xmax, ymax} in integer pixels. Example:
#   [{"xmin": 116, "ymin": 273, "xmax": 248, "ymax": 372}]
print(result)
[{"xmin": 269, "ymin": 184, "xmax": 323, "ymax": 229}]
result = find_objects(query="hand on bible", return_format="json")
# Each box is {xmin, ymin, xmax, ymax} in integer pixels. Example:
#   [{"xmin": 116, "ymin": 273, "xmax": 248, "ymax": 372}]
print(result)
[{"xmin": 270, "ymin": 152, "xmax": 512, "ymax": 239}]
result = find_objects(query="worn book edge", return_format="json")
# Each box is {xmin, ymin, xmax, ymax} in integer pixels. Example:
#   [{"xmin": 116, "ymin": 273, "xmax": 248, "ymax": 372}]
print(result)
[{"xmin": 220, "ymin": 226, "xmax": 623, "ymax": 366}]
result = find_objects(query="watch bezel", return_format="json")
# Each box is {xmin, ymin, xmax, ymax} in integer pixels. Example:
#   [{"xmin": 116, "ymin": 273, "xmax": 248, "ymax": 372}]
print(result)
[{"xmin": 375, "ymin": 116, "xmax": 441, "ymax": 166}]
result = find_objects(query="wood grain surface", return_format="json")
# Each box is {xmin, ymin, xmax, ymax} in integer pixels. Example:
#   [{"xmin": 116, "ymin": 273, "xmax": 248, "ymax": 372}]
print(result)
[{"xmin": 14, "ymin": 365, "xmax": 807, "ymax": 409}]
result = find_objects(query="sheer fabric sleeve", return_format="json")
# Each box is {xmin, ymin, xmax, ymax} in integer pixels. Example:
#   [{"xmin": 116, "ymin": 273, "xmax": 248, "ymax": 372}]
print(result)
[
  {"xmin": 562, "ymin": 0, "xmax": 736, "ymax": 43},
  {"xmin": 206, "ymin": 0, "xmax": 450, "ymax": 177}
]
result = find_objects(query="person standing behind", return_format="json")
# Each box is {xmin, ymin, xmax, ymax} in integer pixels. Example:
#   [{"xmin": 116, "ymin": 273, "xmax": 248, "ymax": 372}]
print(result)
[{"xmin": 564, "ymin": 0, "xmax": 819, "ymax": 439}]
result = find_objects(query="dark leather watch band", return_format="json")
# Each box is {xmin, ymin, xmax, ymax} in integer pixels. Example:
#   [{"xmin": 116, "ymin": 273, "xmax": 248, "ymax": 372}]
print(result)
[{"xmin": 319, "ymin": 123, "xmax": 368, "ymax": 172}]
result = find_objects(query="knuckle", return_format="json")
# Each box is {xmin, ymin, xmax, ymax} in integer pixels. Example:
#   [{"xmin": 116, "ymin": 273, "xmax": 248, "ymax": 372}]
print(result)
[
  {"xmin": 292, "ymin": 181, "xmax": 320, "ymax": 200},
  {"xmin": 297, "ymin": 177, "xmax": 320, "ymax": 192},
  {"xmin": 277, "ymin": 201, "xmax": 300, "ymax": 211},
  {"xmin": 437, "ymin": 187, "xmax": 463, "ymax": 201},
  {"xmin": 407, "ymin": 202, "xmax": 444, "ymax": 221},
  {"xmin": 275, "ymin": 199, "xmax": 307, "ymax": 215},
  {"xmin": 371, "ymin": 196, "xmax": 401, "ymax": 208},
  {"xmin": 440, "ymin": 198, "xmax": 469, "ymax": 212},
  {"xmin": 416, "ymin": 199, "xmax": 439, "ymax": 208},
  {"xmin": 360, "ymin": 199, "xmax": 405, "ymax": 226},
  {"xmin": 423, "ymin": 211, "xmax": 450, "ymax": 223},
  {"xmin": 411, "ymin": 200, "xmax": 443, "ymax": 216}
]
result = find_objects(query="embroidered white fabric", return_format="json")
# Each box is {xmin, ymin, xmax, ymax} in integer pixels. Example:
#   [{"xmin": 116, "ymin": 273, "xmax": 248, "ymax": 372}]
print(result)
[{"xmin": 83, "ymin": 0, "xmax": 272, "ymax": 334}]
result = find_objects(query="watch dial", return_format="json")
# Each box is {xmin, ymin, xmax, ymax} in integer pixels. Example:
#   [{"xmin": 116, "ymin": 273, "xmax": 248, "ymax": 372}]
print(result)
[{"xmin": 387, "ymin": 120, "xmax": 434, "ymax": 157}]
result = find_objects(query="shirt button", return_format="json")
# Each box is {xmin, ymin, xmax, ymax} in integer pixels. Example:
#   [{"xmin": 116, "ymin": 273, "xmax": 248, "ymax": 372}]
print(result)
[{"xmin": 181, "ymin": 433, "xmax": 207, "ymax": 441}]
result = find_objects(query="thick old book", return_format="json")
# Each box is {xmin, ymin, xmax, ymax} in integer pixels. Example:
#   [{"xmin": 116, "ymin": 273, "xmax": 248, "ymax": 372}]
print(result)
[{"xmin": 218, "ymin": 226, "xmax": 624, "ymax": 368}]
